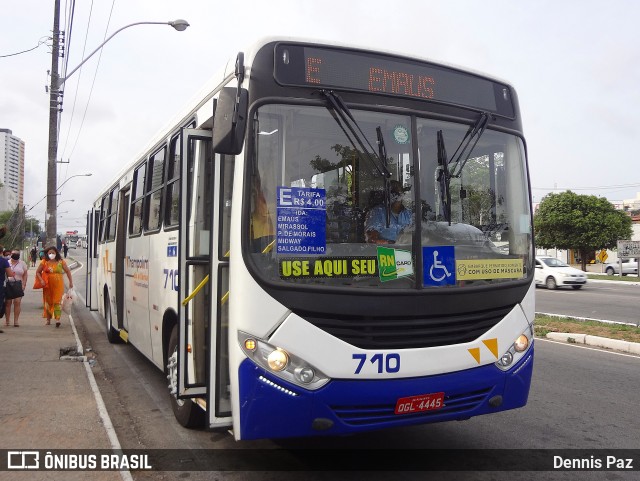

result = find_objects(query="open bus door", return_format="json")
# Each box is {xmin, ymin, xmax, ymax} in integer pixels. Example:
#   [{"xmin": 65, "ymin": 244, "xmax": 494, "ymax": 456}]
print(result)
[
  {"xmin": 176, "ymin": 127, "xmax": 232, "ymax": 428},
  {"xmin": 86, "ymin": 209, "xmax": 100, "ymax": 311}
]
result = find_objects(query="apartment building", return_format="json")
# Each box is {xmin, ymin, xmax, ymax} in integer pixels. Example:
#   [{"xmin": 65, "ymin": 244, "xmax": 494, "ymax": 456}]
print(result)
[{"xmin": 0, "ymin": 128, "xmax": 25, "ymax": 211}]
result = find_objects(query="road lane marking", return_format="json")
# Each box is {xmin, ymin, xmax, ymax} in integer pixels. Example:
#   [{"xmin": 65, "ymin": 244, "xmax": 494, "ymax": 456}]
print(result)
[{"xmin": 69, "ymin": 277, "xmax": 134, "ymax": 481}]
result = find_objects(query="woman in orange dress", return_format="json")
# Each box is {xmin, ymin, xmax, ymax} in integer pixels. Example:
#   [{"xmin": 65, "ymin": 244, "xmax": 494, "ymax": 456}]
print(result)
[{"xmin": 35, "ymin": 246, "xmax": 74, "ymax": 327}]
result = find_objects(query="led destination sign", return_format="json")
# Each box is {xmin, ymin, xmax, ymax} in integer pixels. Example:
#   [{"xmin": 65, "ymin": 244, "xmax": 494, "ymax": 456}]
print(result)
[{"xmin": 274, "ymin": 44, "xmax": 515, "ymax": 117}]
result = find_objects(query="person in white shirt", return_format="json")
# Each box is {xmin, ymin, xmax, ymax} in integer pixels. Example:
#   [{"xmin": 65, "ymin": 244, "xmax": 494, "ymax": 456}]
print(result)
[{"xmin": 5, "ymin": 250, "xmax": 28, "ymax": 327}]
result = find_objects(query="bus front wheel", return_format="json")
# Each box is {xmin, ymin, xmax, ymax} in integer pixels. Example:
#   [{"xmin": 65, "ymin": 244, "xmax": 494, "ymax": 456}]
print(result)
[{"xmin": 166, "ymin": 325, "xmax": 205, "ymax": 428}]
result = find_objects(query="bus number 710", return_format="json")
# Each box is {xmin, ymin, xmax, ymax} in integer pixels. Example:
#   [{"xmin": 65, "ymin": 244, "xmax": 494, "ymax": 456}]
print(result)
[
  {"xmin": 352, "ymin": 353, "xmax": 400, "ymax": 374},
  {"xmin": 163, "ymin": 268, "xmax": 179, "ymax": 291}
]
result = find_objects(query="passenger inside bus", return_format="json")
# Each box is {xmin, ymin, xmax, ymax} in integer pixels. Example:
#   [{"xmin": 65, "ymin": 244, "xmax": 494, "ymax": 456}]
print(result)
[
  {"xmin": 364, "ymin": 180, "xmax": 413, "ymax": 244},
  {"xmin": 250, "ymin": 174, "xmax": 275, "ymax": 252}
]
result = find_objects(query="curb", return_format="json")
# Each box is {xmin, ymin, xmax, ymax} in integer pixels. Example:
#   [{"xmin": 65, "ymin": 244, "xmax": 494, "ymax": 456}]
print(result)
[
  {"xmin": 545, "ymin": 332, "xmax": 640, "ymax": 355},
  {"xmin": 536, "ymin": 311, "xmax": 638, "ymax": 327},
  {"xmin": 66, "ymin": 258, "xmax": 80, "ymax": 270}
]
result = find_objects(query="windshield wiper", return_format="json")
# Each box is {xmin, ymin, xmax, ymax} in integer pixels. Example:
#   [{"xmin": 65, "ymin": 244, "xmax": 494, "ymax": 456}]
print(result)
[
  {"xmin": 449, "ymin": 112, "xmax": 490, "ymax": 178},
  {"xmin": 437, "ymin": 130, "xmax": 452, "ymax": 224},
  {"xmin": 437, "ymin": 112, "xmax": 490, "ymax": 225},
  {"xmin": 320, "ymin": 90, "xmax": 392, "ymax": 180},
  {"xmin": 376, "ymin": 126, "xmax": 392, "ymax": 227},
  {"xmin": 320, "ymin": 90, "xmax": 393, "ymax": 226}
]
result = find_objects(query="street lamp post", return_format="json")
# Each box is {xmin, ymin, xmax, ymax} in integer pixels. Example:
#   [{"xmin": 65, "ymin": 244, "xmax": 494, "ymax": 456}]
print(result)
[
  {"xmin": 28, "ymin": 174, "xmax": 91, "ymax": 214},
  {"xmin": 38, "ymin": 173, "xmax": 91, "ymax": 245},
  {"xmin": 56, "ymin": 173, "xmax": 92, "ymax": 192},
  {"xmin": 46, "ymin": 1, "xmax": 189, "ymax": 246},
  {"xmin": 57, "ymin": 199, "xmax": 75, "ymax": 208}
]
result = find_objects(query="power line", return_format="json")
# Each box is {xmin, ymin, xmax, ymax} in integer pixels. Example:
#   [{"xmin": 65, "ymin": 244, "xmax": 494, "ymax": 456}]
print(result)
[
  {"xmin": 61, "ymin": 0, "xmax": 77, "ymax": 80},
  {"xmin": 59, "ymin": 0, "xmax": 94, "ymax": 163},
  {"xmin": 0, "ymin": 36, "xmax": 50, "ymax": 58},
  {"xmin": 67, "ymin": 0, "xmax": 117, "ymax": 162}
]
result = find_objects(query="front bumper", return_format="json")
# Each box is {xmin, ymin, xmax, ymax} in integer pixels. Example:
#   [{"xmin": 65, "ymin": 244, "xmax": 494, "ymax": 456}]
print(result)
[
  {"xmin": 238, "ymin": 346, "xmax": 534, "ymax": 440},
  {"xmin": 559, "ymin": 279, "xmax": 586, "ymax": 285}
]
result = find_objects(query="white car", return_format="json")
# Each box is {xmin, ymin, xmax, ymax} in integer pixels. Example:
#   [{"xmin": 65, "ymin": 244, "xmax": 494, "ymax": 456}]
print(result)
[
  {"xmin": 603, "ymin": 258, "xmax": 638, "ymax": 276},
  {"xmin": 534, "ymin": 256, "xmax": 587, "ymax": 290}
]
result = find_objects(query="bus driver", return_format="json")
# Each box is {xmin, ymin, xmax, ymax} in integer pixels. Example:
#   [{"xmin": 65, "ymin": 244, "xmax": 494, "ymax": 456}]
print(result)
[{"xmin": 365, "ymin": 180, "xmax": 412, "ymax": 244}]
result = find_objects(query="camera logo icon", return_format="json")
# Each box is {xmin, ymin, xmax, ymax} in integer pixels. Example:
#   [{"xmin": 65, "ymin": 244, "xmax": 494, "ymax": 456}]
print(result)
[{"xmin": 7, "ymin": 451, "xmax": 40, "ymax": 469}]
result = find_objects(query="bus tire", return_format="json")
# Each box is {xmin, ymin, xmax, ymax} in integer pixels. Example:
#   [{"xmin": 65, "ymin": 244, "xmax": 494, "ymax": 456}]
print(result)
[
  {"xmin": 105, "ymin": 296, "xmax": 121, "ymax": 344},
  {"xmin": 167, "ymin": 325, "xmax": 205, "ymax": 428}
]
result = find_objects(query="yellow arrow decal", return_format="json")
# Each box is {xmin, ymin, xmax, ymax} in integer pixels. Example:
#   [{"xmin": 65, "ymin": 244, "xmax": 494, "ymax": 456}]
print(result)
[
  {"xmin": 468, "ymin": 347, "xmax": 481, "ymax": 364},
  {"xmin": 482, "ymin": 338, "xmax": 499, "ymax": 359}
]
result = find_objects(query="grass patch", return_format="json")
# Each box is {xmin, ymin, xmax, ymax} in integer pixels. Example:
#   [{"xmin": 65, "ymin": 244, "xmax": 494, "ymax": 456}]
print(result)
[
  {"xmin": 587, "ymin": 273, "xmax": 640, "ymax": 282},
  {"xmin": 535, "ymin": 314, "xmax": 640, "ymax": 343}
]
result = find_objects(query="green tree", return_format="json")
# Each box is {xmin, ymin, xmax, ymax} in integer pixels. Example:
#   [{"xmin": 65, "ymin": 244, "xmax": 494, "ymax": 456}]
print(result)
[
  {"xmin": 0, "ymin": 209, "xmax": 43, "ymax": 249},
  {"xmin": 534, "ymin": 191, "xmax": 633, "ymax": 271}
]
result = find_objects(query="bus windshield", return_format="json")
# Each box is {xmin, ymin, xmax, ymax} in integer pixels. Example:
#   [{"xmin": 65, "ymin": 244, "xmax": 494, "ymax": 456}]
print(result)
[{"xmin": 248, "ymin": 103, "xmax": 532, "ymax": 289}]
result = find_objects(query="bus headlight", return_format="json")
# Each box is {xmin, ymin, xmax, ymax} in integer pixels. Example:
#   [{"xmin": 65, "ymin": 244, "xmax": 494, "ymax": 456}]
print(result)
[
  {"xmin": 495, "ymin": 326, "xmax": 533, "ymax": 371},
  {"xmin": 238, "ymin": 331, "xmax": 330, "ymax": 390},
  {"xmin": 267, "ymin": 349, "xmax": 289, "ymax": 371},
  {"xmin": 294, "ymin": 367, "xmax": 315, "ymax": 383},
  {"xmin": 514, "ymin": 334, "xmax": 529, "ymax": 352},
  {"xmin": 499, "ymin": 351, "xmax": 513, "ymax": 366}
]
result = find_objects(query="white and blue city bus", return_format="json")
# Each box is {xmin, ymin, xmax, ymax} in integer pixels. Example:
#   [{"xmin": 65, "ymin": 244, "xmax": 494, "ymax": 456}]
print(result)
[{"xmin": 86, "ymin": 37, "xmax": 534, "ymax": 440}]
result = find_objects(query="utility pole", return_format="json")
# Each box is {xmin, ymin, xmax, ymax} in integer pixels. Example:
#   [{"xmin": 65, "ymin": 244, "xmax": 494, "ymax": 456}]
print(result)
[{"xmin": 46, "ymin": 0, "xmax": 61, "ymax": 248}]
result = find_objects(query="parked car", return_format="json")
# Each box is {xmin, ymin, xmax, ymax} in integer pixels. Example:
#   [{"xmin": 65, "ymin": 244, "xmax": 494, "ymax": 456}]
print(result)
[
  {"xmin": 603, "ymin": 258, "xmax": 638, "ymax": 276},
  {"xmin": 534, "ymin": 256, "xmax": 587, "ymax": 290}
]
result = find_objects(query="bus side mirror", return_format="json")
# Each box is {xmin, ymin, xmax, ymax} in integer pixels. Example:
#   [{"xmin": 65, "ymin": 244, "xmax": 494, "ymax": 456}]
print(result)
[{"xmin": 212, "ymin": 87, "xmax": 248, "ymax": 155}]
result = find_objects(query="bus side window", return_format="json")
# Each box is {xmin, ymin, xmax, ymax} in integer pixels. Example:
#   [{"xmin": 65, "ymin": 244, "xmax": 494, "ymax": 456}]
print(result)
[
  {"xmin": 145, "ymin": 145, "xmax": 166, "ymax": 232},
  {"xmin": 130, "ymin": 162, "xmax": 146, "ymax": 236},
  {"xmin": 98, "ymin": 195, "xmax": 108, "ymax": 243},
  {"xmin": 106, "ymin": 186, "xmax": 119, "ymax": 241},
  {"xmin": 220, "ymin": 154, "xmax": 234, "ymax": 258},
  {"xmin": 165, "ymin": 135, "xmax": 181, "ymax": 227}
]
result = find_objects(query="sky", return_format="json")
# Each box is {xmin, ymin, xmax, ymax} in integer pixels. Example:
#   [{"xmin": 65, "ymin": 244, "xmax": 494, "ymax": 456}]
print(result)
[{"xmin": 1, "ymin": 0, "xmax": 640, "ymax": 232}]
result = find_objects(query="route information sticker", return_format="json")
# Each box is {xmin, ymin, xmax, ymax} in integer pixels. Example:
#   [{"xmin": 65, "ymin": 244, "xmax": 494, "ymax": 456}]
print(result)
[{"xmin": 276, "ymin": 187, "xmax": 326, "ymax": 255}]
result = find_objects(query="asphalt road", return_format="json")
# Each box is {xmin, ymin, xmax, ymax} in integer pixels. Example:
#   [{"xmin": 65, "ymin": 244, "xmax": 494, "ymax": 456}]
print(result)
[
  {"xmin": 68, "ymin": 267, "xmax": 640, "ymax": 480},
  {"xmin": 535, "ymin": 280, "xmax": 640, "ymax": 324}
]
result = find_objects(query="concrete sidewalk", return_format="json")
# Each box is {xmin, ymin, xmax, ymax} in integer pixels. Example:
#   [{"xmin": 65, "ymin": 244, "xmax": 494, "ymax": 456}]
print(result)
[
  {"xmin": 0, "ymin": 261, "xmax": 121, "ymax": 480},
  {"xmin": 544, "ymin": 332, "xmax": 640, "ymax": 355}
]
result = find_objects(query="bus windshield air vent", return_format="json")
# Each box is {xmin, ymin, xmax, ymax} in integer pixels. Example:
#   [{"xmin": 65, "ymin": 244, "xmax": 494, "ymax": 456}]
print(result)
[{"xmin": 301, "ymin": 306, "xmax": 514, "ymax": 350}]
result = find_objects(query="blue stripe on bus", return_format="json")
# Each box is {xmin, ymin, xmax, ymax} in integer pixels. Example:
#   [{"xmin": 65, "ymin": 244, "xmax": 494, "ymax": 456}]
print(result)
[{"xmin": 238, "ymin": 348, "xmax": 534, "ymax": 440}]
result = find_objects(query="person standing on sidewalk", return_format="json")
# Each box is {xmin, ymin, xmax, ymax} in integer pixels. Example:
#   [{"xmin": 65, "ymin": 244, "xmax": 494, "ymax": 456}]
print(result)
[
  {"xmin": 0, "ymin": 244, "xmax": 15, "ymax": 326},
  {"xmin": 35, "ymin": 246, "xmax": 73, "ymax": 327},
  {"xmin": 5, "ymin": 250, "xmax": 28, "ymax": 327}
]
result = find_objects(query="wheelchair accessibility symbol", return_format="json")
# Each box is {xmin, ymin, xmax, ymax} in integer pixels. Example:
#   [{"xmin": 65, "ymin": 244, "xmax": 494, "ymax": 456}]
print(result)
[{"xmin": 423, "ymin": 246, "xmax": 456, "ymax": 286}]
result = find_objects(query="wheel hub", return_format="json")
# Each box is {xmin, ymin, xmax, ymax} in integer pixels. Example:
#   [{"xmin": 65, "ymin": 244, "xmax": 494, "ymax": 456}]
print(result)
[{"xmin": 166, "ymin": 349, "xmax": 184, "ymax": 406}]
